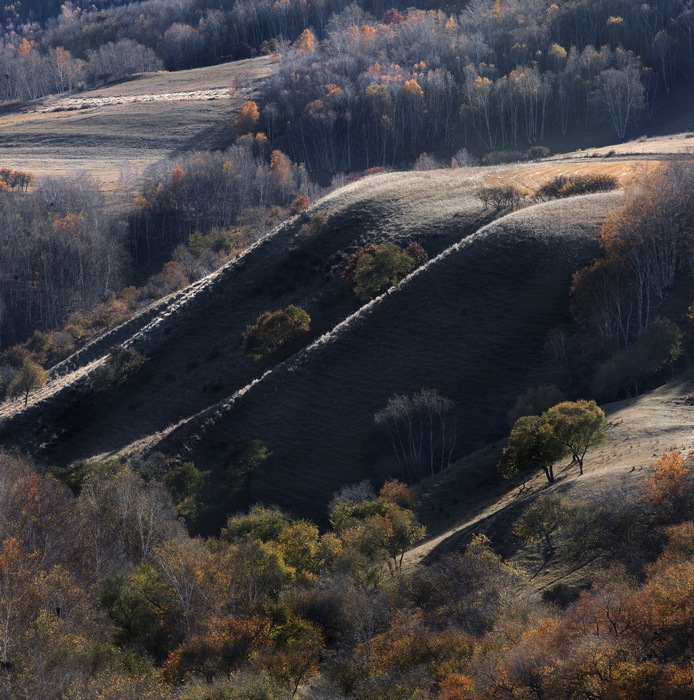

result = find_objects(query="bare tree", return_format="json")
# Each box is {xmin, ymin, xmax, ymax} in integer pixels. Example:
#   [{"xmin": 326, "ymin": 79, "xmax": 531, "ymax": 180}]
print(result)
[
  {"xmin": 592, "ymin": 59, "xmax": 645, "ymax": 140},
  {"xmin": 375, "ymin": 389, "xmax": 456, "ymax": 481}
]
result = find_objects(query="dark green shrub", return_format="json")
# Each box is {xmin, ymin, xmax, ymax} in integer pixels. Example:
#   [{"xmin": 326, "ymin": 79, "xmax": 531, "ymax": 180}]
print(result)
[
  {"xmin": 242, "ymin": 305, "xmax": 311, "ymax": 361},
  {"xmin": 514, "ymin": 495, "xmax": 576, "ymax": 557},
  {"xmin": 352, "ymin": 243, "xmax": 416, "ymax": 298},
  {"xmin": 94, "ymin": 345, "xmax": 147, "ymax": 389}
]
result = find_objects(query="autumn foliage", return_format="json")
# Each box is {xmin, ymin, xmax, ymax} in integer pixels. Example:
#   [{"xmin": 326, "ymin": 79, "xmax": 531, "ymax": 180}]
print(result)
[
  {"xmin": 241, "ymin": 305, "xmax": 311, "ymax": 361},
  {"xmin": 235, "ymin": 100, "xmax": 260, "ymax": 136},
  {"xmin": 0, "ymin": 168, "xmax": 34, "ymax": 191},
  {"xmin": 0, "ymin": 440, "xmax": 691, "ymax": 698}
]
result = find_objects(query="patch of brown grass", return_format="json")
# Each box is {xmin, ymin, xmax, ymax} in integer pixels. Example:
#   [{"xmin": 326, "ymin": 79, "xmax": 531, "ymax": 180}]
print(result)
[{"xmin": 487, "ymin": 159, "xmax": 663, "ymax": 196}]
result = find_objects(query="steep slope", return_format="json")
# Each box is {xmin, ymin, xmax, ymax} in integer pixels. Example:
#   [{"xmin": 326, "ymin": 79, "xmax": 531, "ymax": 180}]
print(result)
[
  {"xmin": 405, "ymin": 369, "xmax": 694, "ymax": 594},
  {"xmin": 148, "ymin": 192, "xmax": 622, "ymax": 521},
  {"xmin": 0, "ymin": 168, "xmax": 492, "ymax": 463}
]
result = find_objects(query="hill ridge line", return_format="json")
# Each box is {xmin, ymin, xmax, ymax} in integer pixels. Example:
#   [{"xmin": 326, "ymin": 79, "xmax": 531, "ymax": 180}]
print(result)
[
  {"xmin": 144, "ymin": 192, "xmax": 619, "ymax": 461},
  {"xmin": 0, "ymin": 209, "xmax": 306, "ymax": 428}
]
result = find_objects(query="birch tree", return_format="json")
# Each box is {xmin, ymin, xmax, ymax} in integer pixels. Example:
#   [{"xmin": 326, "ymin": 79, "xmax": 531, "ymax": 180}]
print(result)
[
  {"xmin": 375, "ymin": 389, "xmax": 456, "ymax": 481},
  {"xmin": 592, "ymin": 59, "xmax": 645, "ymax": 140}
]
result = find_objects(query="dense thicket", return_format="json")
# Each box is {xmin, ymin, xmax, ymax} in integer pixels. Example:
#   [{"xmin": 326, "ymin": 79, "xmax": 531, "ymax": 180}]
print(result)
[{"xmin": 1, "ymin": 441, "xmax": 694, "ymax": 699}]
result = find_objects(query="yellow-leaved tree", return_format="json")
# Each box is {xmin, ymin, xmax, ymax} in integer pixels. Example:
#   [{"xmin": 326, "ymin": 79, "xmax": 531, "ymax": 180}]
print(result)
[{"xmin": 296, "ymin": 28, "xmax": 315, "ymax": 51}]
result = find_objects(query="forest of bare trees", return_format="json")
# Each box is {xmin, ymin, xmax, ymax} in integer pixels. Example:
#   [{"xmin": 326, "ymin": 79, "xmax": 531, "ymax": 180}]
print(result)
[
  {"xmin": 260, "ymin": 0, "xmax": 690, "ymax": 172},
  {"xmin": 0, "ymin": 174, "xmax": 127, "ymax": 345},
  {"xmin": 0, "ymin": 0, "xmax": 690, "ymax": 158},
  {"xmin": 131, "ymin": 139, "xmax": 317, "ymax": 258}
]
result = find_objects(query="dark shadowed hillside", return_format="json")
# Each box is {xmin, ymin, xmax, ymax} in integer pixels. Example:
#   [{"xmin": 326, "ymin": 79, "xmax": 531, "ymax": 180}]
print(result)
[
  {"xmin": 149, "ymin": 192, "xmax": 621, "ymax": 521},
  {"xmin": 0, "ymin": 169, "xmax": 492, "ymax": 467}
]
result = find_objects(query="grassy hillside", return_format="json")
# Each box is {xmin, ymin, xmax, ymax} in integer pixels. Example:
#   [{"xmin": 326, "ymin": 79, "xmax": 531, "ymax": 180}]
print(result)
[
  {"xmin": 149, "ymin": 192, "xmax": 621, "ymax": 521},
  {"xmin": 3, "ymin": 143, "xmax": 685, "ymax": 522},
  {"xmin": 0, "ymin": 57, "xmax": 273, "ymax": 192},
  {"xmin": 405, "ymin": 368, "xmax": 694, "ymax": 599},
  {"xmin": 0, "ymin": 167, "xmax": 493, "ymax": 466}
]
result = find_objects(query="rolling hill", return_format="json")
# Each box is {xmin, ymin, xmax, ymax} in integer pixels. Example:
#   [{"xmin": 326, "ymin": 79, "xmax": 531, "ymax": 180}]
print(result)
[
  {"xmin": 404, "ymin": 368, "xmax": 694, "ymax": 600},
  {"xmin": 0, "ymin": 56, "xmax": 274, "ymax": 194},
  {"xmin": 151, "ymin": 191, "xmax": 620, "ymax": 521},
  {"xmin": 0, "ymin": 165, "xmax": 627, "ymax": 522},
  {"xmin": 0, "ymin": 167, "xmax": 494, "ymax": 469},
  {"xmin": 1, "ymin": 129, "xmax": 691, "ymax": 523}
]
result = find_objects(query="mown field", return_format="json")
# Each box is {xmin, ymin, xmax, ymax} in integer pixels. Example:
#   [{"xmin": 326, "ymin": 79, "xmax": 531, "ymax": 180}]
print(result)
[{"xmin": 0, "ymin": 56, "xmax": 273, "ymax": 191}]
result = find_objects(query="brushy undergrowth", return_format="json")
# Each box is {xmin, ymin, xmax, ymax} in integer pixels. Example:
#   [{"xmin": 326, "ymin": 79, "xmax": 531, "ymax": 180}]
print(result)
[{"xmin": 535, "ymin": 174, "xmax": 619, "ymax": 201}]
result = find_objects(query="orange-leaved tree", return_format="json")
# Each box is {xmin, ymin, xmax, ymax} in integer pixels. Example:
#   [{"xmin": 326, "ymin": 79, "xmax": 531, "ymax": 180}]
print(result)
[
  {"xmin": 296, "ymin": 28, "xmax": 315, "ymax": 51},
  {"xmin": 236, "ymin": 100, "xmax": 260, "ymax": 136},
  {"xmin": 645, "ymin": 450, "xmax": 694, "ymax": 524}
]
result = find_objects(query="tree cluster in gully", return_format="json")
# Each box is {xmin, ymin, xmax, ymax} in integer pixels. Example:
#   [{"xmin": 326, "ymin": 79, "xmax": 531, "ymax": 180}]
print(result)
[
  {"xmin": 573, "ymin": 164, "xmax": 694, "ymax": 346},
  {"xmin": 2, "ymin": 443, "xmax": 694, "ymax": 699}
]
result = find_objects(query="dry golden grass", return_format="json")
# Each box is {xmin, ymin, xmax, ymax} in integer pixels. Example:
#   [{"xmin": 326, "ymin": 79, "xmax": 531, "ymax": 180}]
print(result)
[
  {"xmin": 0, "ymin": 57, "xmax": 273, "ymax": 191},
  {"xmin": 484, "ymin": 133, "xmax": 694, "ymax": 196},
  {"xmin": 488, "ymin": 158, "xmax": 663, "ymax": 195},
  {"xmin": 583, "ymin": 132, "xmax": 694, "ymax": 157}
]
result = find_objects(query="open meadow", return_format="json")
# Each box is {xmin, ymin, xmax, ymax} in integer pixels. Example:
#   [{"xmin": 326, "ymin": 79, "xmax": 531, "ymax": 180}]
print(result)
[{"xmin": 0, "ymin": 56, "xmax": 273, "ymax": 193}]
